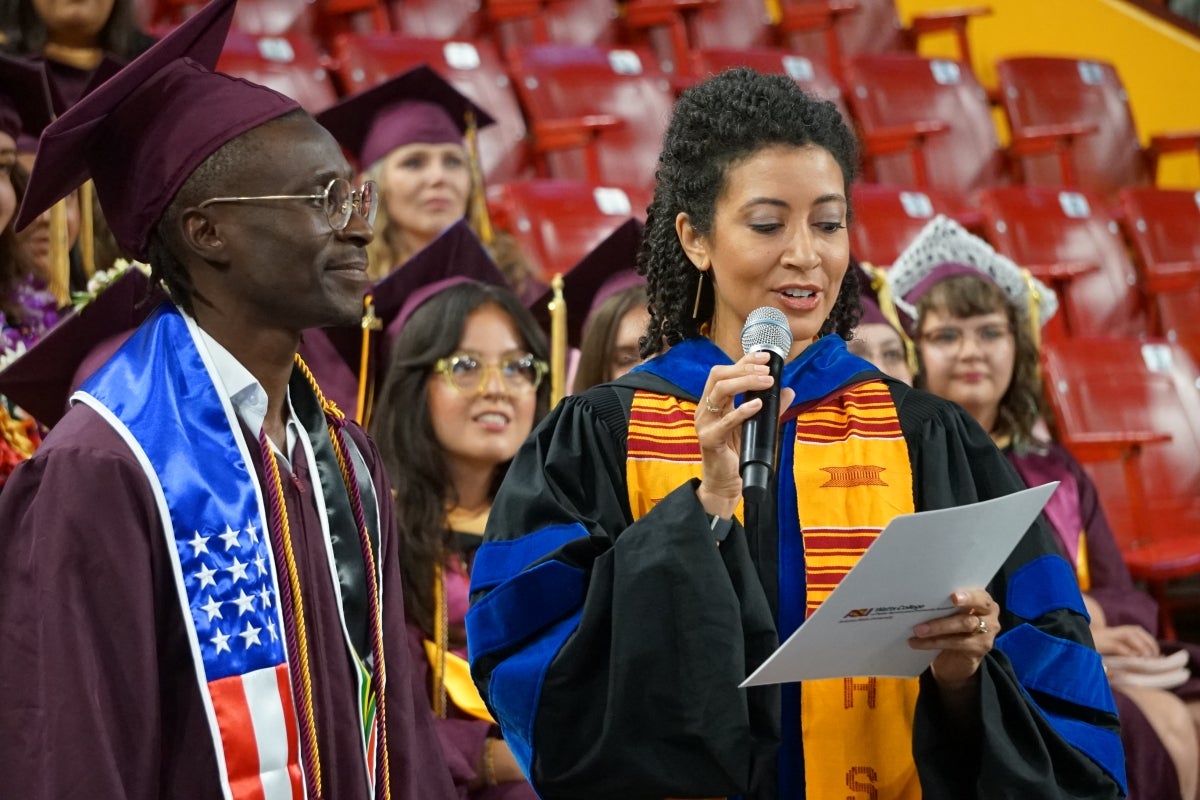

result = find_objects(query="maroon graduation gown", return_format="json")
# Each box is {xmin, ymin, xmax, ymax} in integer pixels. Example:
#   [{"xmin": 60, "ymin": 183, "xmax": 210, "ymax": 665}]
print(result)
[{"xmin": 0, "ymin": 404, "xmax": 458, "ymax": 800}]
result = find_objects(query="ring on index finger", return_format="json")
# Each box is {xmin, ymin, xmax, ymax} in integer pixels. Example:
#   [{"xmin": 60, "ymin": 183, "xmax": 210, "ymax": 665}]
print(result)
[
  {"xmin": 704, "ymin": 395, "xmax": 722, "ymax": 415},
  {"xmin": 974, "ymin": 616, "xmax": 989, "ymax": 636}
]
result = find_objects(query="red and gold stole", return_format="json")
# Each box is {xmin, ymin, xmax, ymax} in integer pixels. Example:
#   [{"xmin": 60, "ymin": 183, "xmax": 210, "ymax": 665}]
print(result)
[
  {"xmin": 625, "ymin": 381, "xmax": 920, "ymax": 799},
  {"xmin": 793, "ymin": 381, "xmax": 920, "ymax": 800}
]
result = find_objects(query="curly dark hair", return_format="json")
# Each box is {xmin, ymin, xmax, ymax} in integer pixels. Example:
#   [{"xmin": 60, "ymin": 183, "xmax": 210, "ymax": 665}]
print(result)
[
  {"xmin": 638, "ymin": 67, "xmax": 861, "ymax": 357},
  {"xmin": 912, "ymin": 275, "xmax": 1047, "ymax": 445},
  {"xmin": 370, "ymin": 282, "xmax": 550, "ymax": 638}
]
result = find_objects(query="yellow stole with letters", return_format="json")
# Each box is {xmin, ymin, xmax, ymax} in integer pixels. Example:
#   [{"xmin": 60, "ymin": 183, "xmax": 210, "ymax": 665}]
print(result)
[{"xmin": 626, "ymin": 381, "xmax": 921, "ymax": 799}]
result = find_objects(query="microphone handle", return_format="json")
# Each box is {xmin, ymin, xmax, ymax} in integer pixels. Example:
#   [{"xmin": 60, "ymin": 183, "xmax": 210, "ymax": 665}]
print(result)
[{"xmin": 740, "ymin": 349, "xmax": 783, "ymax": 504}]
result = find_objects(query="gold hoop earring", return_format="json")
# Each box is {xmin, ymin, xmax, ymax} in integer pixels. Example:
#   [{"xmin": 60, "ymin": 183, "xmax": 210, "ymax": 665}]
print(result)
[{"xmin": 692, "ymin": 270, "xmax": 706, "ymax": 320}]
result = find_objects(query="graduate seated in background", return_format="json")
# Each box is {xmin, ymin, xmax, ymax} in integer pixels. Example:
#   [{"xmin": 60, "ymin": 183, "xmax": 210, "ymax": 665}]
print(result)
[
  {"xmin": 1, "ymin": 0, "xmax": 152, "ymax": 106},
  {"xmin": 0, "ymin": 1, "xmax": 459, "ymax": 796},
  {"xmin": 846, "ymin": 256, "xmax": 914, "ymax": 386},
  {"xmin": 370, "ymin": 241, "xmax": 549, "ymax": 798},
  {"xmin": 0, "ymin": 54, "xmax": 77, "ymax": 359},
  {"xmin": 891, "ymin": 213, "xmax": 1200, "ymax": 800},
  {"xmin": 467, "ymin": 68, "xmax": 1125, "ymax": 800},
  {"xmin": 317, "ymin": 66, "xmax": 542, "ymax": 305}
]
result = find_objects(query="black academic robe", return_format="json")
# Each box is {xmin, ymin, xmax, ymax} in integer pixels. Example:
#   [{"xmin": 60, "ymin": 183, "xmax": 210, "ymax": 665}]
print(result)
[
  {"xmin": 0, "ymin": 403, "xmax": 458, "ymax": 800},
  {"xmin": 467, "ymin": 336, "xmax": 1125, "ymax": 800}
]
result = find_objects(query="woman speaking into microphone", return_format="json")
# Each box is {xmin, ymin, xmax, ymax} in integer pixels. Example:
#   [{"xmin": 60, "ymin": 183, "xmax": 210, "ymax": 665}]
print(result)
[{"xmin": 465, "ymin": 68, "xmax": 1124, "ymax": 800}]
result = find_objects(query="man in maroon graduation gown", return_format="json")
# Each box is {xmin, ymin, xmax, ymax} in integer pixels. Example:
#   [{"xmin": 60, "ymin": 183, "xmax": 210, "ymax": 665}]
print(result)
[{"xmin": 0, "ymin": 1, "xmax": 459, "ymax": 798}]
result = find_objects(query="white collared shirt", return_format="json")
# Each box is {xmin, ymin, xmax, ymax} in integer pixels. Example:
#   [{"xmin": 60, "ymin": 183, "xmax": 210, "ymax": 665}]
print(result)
[{"xmin": 194, "ymin": 326, "xmax": 303, "ymax": 468}]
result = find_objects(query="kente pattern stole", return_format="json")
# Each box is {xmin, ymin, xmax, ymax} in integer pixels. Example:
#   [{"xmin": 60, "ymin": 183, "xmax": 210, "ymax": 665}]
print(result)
[
  {"xmin": 625, "ymin": 380, "xmax": 920, "ymax": 800},
  {"xmin": 74, "ymin": 305, "xmax": 381, "ymax": 800},
  {"xmin": 792, "ymin": 381, "xmax": 920, "ymax": 800}
]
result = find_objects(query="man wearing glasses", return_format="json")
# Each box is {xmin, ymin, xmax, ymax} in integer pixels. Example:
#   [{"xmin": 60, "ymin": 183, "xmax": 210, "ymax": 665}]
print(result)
[{"xmin": 0, "ymin": 0, "xmax": 459, "ymax": 798}]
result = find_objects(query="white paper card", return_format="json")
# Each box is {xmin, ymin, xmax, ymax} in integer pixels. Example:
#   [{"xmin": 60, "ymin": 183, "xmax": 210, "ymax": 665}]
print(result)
[{"xmin": 741, "ymin": 482, "xmax": 1059, "ymax": 687}]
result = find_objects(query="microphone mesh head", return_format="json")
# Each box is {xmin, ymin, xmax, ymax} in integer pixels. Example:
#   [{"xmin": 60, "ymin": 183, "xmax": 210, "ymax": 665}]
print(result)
[{"xmin": 741, "ymin": 306, "xmax": 793, "ymax": 357}]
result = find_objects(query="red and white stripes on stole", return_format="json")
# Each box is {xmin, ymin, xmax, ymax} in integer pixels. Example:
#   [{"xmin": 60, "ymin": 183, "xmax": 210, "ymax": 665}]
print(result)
[{"xmin": 209, "ymin": 663, "xmax": 305, "ymax": 800}]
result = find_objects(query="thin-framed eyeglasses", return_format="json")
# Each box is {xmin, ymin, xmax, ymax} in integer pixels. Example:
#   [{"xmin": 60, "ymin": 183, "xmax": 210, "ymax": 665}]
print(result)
[
  {"xmin": 198, "ymin": 178, "xmax": 378, "ymax": 231},
  {"xmin": 433, "ymin": 351, "xmax": 549, "ymax": 397},
  {"xmin": 920, "ymin": 322, "xmax": 1013, "ymax": 351}
]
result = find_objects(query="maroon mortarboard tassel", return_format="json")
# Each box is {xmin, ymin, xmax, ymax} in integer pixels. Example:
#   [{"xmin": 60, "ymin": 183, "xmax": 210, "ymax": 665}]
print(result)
[{"xmin": 316, "ymin": 65, "xmax": 496, "ymax": 169}]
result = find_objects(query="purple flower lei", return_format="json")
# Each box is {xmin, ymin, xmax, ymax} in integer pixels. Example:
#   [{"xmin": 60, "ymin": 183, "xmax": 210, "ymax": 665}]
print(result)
[{"xmin": 1, "ymin": 276, "xmax": 61, "ymax": 355}]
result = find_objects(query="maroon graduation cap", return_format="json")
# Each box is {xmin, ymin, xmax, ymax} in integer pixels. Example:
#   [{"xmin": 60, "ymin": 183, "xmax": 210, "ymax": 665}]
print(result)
[
  {"xmin": 13, "ymin": 0, "xmax": 300, "ymax": 261},
  {"xmin": 0, "ymin": 268, "xmax": 165, "ymax": 426},
  {"xmin": 316, "ymin": 64, "xmax": 496, "ymax": 169},
  {"xmin": 528, "ymin": 217, "xmax": 645, "ymax": 349},
  {"xmin": 0, "ymin": 53, "xmax": 60, "ymax": 145}
]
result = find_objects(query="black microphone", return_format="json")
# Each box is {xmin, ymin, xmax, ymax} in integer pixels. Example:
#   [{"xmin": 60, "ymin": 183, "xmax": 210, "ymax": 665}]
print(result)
[{"xmin": 739, "ymin": 307, "xmax": 792, "ymax": 504}]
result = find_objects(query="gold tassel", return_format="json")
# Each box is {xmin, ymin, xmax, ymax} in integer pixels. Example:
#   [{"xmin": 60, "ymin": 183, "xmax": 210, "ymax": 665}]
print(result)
[
  {"xmin": 47, "ymin": 198, "xmax": 71, "ymax": 306},
  {"xmin": 1021, "ymin": 268, "xmax": 1042, "ymax": 352},
  {"xmin": 432, "ymin": 563, "xmax": 448, "ymax": 719},
  {"xmin": 548, "ymin": 273, "xmax": 567, "ymax": 406},
  {"xmin": 464, "ymin": 111, "xmax": 494, "ymax": 246},
  {"xmin": 866, "ymin": 262, "xmax": 918, "ymax": 377},
  {"xmin": 79, "ymin": 180, "xmax": 95, "ymax": 278},
  {"xmin": 357, "ymin": 294, "xmax": 382, "ymax": 427},
  {"xmin": 763, "ymin": 0, "xmax": 782, "ymax": 24}
]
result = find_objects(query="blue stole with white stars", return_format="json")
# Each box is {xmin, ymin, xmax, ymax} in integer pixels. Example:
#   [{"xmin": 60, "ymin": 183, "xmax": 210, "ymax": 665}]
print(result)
[{"xmin": 73, "ymin": 303, "xmax": 377, "ymax": 800}]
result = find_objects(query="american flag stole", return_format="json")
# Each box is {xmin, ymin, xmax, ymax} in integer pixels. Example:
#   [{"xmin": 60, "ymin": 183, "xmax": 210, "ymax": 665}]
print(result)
[
  {"xmin": 73, "ymin": 306, "xmax": 378, "ymax": 800},
  {"xmin": 792, "ymin": 380, "xmax": 921, "ymax": 800}
]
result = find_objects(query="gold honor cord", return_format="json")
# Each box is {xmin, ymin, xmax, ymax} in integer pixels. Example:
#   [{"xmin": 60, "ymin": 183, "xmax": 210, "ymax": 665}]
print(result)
[
  {"xmin": 464, "ymin": 111, "xmax": 495, "ymax": 245},
  {"xmin": 1021, "ymin": 268, "xmax": 1043, "ymax": 351},
  {"xmin": 357, "ymin": 294, "xmax": 382, "ymax": 427},
  {"xmin": 865, "ymin": 262, "xmax": 918, "ymax": 376},
  {"xmin": 548, "ymin": 273, "xmax": 567, "ymax": 407},
  {"xmin": 79, "ymin": 181, "xmax": 96, "ymax": 278},
  {"xmin": 47, "ymin": 199, "xmax": 71, "ymax": 306}
]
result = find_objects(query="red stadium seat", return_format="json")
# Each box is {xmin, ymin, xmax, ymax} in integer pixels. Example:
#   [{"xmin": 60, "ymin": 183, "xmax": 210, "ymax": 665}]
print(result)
[
  {"xmin": 508, "ymin": 44, "xmax": 674, "ymax": 192},
  {"xmin": 609, "ymin": 0, "xmax": 854, "ymax": 86},
  {"xmin": 849, "ymin": 184, "xmax": 977, "ymax": 268},
  {"xmin": 488, "ymin": 0, "xmax": 623, "ymax": 53},
  {"xmin": 845, "ymin": 54, "xmax": 1014, "ymax": 202},
  {"xmin": 152, "ymin": 0, "xmax": 313, "ymax": 35},
  {"xmin": 1119, "ymin": 187, "xmax": 1200, "ymax": 361},
  {"xmin": 154, "ymin": 0, "xmax": 386, "ymax": 46},
  {"xmin": 781, "ymin": 0, "xmax": 988, "ymax": 79},
  {"xmin": 690, "ymin": 47, "xmax": 850, "ymax": 123},
  {"xmin": 331, "ymin": 33, "xmax": 533, "ymax": 182},
  {"xmin": 488, "ymin": 178, "xmax": 653, "ymax": 279},
  {"xmin": 1042, "ymin": 337, "xmax": 1200, "ymax": 639},
  {"xmin": 217, "ymin": 30, "xmax": 338, "ymax": 112},
  {"xmin": 387, "ymin": 0, "xmax": 488, "ymax": 41},
  {"xmin": 979, "ymin": 187, "xmax": 1148, "ymax": 342},
  {"xmin": 996, "ymin": 56, "xmax": 1200, "ymax": 203}
]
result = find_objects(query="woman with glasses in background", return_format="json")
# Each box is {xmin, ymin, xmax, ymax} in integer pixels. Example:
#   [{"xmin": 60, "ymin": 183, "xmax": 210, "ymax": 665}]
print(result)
[
  {"xmin": 893, "ymin": 214, "xmax": 1200, "ymax": 800},
  {"xmin": 372, "ymin": 275, "xmax": 548, "ymax": 800}
]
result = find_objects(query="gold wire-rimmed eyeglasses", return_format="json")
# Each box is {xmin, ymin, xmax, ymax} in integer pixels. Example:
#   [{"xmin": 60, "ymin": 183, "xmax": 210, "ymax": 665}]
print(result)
[
  {"xmin": 198, "ymin": 178, "xmax": 378, "ymax": 231},
  {"xmin": 433, "ymin": 351, "xmax": 549, "ymax": 397}
]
